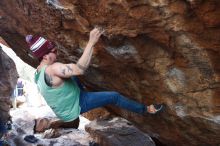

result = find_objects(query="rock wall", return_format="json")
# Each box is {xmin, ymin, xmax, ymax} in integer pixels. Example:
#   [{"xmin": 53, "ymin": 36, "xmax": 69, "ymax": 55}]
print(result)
[
  {"xmin": 0, "ymin": 0, "xmax": 220, "ymax": 145},
  {"xmin": 0, "ymin": 44, "xmax": 18, "ymax": 138}
]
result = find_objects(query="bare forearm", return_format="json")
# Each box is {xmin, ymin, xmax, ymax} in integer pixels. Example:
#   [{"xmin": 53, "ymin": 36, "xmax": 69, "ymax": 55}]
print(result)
[
  {"xmin": 76, "ymin": 27, "xmax": 103, "ymax": 72},
  {"xmin": 76, "ymin": 41, "xmax": 94, "ymax": 71}
]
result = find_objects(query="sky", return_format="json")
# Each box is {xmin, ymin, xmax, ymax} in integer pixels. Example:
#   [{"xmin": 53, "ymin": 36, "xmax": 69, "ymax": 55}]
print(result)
[{"xmin": 0, "ymin": 43, "xmax": 35, "ymax": 82}]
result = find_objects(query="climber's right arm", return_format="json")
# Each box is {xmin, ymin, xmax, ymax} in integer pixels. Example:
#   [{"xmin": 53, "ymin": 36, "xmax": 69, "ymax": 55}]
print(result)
[{"xmin": 49, "ymin": 28, "xmax": 104, "ymax": 78}]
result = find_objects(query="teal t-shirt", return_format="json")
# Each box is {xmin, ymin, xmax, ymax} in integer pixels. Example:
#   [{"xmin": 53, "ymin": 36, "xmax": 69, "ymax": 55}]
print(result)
[{"xmin": 34, "ymin": 65, "xmax": 81, "ymax": 122}]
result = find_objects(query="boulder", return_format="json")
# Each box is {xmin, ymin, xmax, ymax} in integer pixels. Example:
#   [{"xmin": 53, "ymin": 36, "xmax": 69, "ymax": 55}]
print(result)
[
  {"xmin": 86, "ymin": 117, "xmax": 155, "ymax": 146},
  {"xmin": 0, "ymin": 45, "xmax": 18, "ymax": 138},
  {"xmin": 0, "ymin": 1, "xmax": 220, "ymax": 145}
]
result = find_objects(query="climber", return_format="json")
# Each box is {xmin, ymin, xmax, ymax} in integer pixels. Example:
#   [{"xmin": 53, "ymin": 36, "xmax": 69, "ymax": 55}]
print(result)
[{"xmin": 26, "ymin": 27, "xmax": 164, "ymax": 131}]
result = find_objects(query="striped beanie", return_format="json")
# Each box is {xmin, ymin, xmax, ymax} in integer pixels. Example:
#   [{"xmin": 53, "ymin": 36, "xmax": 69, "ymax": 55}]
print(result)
[{"xmin": 26, "ymin": 35, "xmax": 55, "ymax": 59}]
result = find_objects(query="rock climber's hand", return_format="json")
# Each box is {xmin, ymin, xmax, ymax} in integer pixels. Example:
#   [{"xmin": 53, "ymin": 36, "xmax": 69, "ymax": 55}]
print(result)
[{"xmin": 88, "ymin": 27, "xmax": 104, "ymax": 45}]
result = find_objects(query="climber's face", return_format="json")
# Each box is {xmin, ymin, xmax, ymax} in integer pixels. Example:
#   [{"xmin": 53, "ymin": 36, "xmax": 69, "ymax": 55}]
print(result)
[
  {"xmin": 43, "ymin": 48, "xmax": 57, "ymax": 64},
  {"xmin": 48, "ymin": 48, "xmax": 57, "ymax": 62}
]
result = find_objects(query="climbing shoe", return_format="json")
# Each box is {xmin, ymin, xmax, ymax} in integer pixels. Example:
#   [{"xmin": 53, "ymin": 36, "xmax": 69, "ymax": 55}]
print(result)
[{"xmin": 145, "ymin": 104, "xmax": 164, "ymax": 114}]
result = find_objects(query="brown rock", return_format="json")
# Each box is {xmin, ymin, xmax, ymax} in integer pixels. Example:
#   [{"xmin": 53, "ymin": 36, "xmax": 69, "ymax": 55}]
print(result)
[
  {"xmin": 169, "ymin": 1, "xmax": 188, "ymax": 15},
  {"xmin": 0, "ymin": 1, "xmax": 220, "ymax": 146},
  {"xmin": 195, "ymin": 1, "xmax": 220, "ymax": 27},
  {"xmin": 34, "ymin": 117, "xmax": 80, "ymax": 133},
  {"xmin": 43, "ymin": 129, "xmax": 61, "ymax": 139},
  {"xmin": 82, "ymin": 107, "xmax": 111, "ymax": 121}
]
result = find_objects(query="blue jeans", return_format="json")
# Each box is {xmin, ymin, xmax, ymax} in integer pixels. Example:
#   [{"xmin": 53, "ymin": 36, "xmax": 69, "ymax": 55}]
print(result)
[{"xmin": 72, "ymin": 77, "xmax": 146, "ymax": 114}]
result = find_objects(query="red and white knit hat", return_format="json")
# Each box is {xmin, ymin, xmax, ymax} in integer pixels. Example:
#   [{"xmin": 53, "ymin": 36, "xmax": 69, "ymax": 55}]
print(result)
[{"xmin": 26, "ymin": 35, "xmax": 55, "ymax": 59}]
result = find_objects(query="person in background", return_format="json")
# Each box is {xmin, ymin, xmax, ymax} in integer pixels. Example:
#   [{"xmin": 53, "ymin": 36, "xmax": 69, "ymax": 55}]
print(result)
[
  {"xmin": 10, "ymin": 78, "xmax": 23, "ymax": 109},
  {"xmin": 26, "ymin": 27, "xmax": 164, "ymax": 132},
  {"xmin": 11, "ymin": 82, "xmax": 18, "ymax": 109},
  {"xmin": 17, "ymin": 79, "xmax": 24, "ymax": 97}
]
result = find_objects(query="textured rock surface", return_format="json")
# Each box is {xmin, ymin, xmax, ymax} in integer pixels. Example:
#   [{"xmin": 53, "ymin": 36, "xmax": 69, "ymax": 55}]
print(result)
[
  {"xmin": 0, "ymin": 45, "xmax": 18, "ymax": 138},
  {"xmin": 86, "ymin": 117, "xmax": 156, "ymax": 146},
  {"xmin": 9, "ymin": 106, "xmax": 93, "ymax": 146},
  {"xmin": 0, "ymin": 0, "xmax": 220, "ymax": 145}
]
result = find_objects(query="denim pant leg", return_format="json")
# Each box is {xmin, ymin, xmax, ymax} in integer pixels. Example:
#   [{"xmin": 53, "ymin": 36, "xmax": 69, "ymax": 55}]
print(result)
[{"xmin": 79, "ymin": 91, "xmax": 146, "ymax": 114}]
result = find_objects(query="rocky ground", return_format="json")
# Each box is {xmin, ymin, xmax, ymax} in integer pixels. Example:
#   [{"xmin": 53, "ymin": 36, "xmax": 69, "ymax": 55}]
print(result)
[
  {"xmin": 4, "ymin": 98, "xmax": 155, "ymax": 146},
  {"xmin": 8, "ymin": 105, "xmax": 93, "ymax": 146},
  {"xmin": 1, "ymin": 1, "xmax": 220, "ymax": 145}
]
